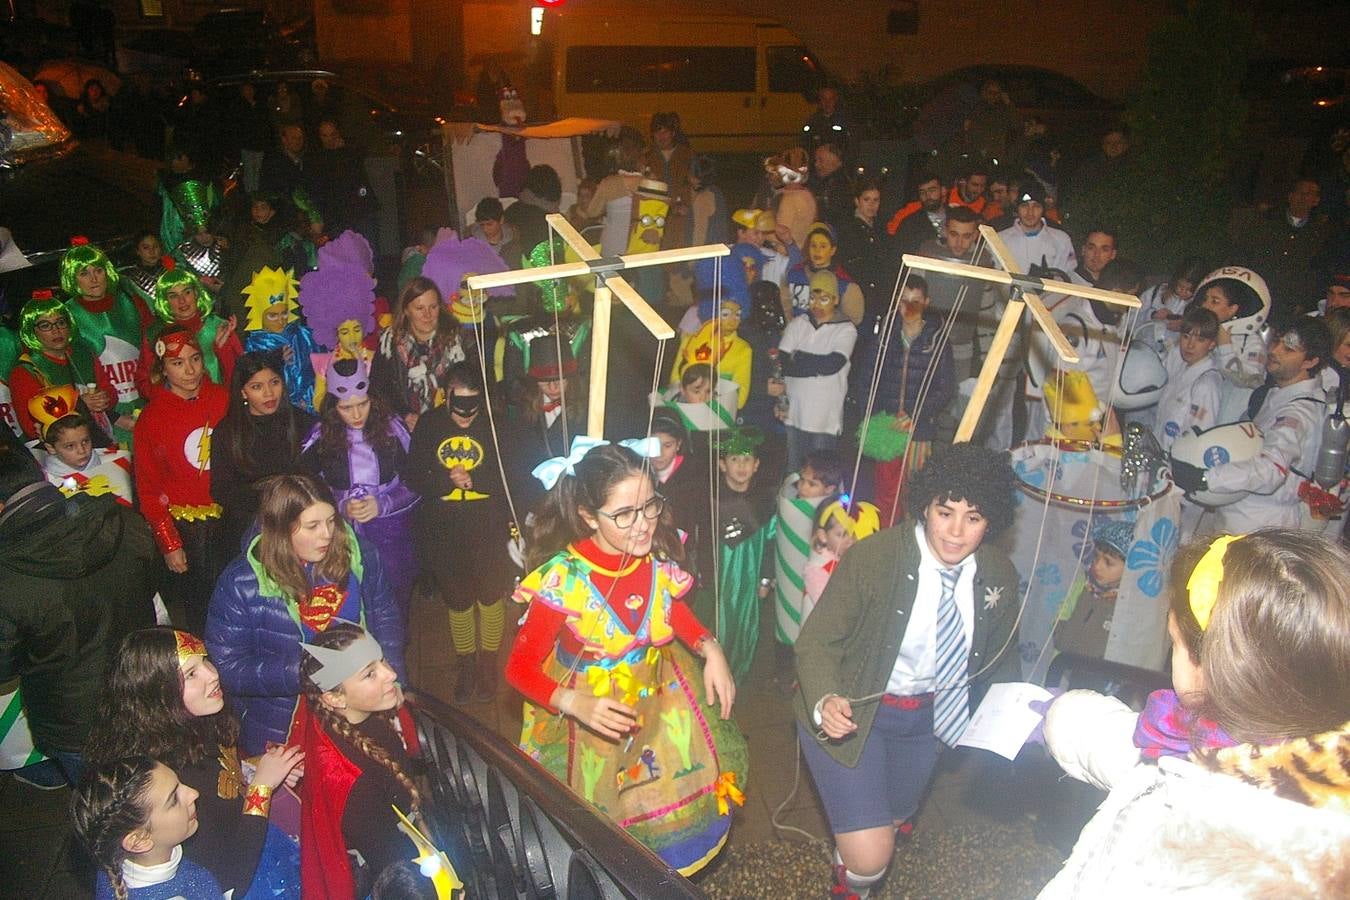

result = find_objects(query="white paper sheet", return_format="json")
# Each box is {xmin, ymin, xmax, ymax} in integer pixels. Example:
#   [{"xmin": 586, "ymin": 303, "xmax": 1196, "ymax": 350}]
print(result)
[{"xmin": 956, "ymin": 681, "xmax": 1054, "ymax": 760}]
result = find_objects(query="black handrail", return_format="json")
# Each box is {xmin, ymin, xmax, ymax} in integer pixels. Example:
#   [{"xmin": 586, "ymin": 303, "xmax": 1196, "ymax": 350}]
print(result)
[{"xmin": 410, "ymin": 693, "xmax": 705, "ymax": 900}]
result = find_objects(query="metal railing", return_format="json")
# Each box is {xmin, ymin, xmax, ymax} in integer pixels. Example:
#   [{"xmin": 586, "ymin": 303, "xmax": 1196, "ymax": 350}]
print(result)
[{"xmin": 410, "ymin": 694, "xmax": 705, "ymax": 900}]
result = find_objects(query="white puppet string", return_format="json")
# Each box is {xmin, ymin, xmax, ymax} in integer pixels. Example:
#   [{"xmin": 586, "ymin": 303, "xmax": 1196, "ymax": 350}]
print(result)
[
  {"xmin": 466, "ymin": 285, "xmax": 522, "ymax": 535},
  {"xmin": 545, "ymin": 289, "xmax": 674, "ymax": 708}
]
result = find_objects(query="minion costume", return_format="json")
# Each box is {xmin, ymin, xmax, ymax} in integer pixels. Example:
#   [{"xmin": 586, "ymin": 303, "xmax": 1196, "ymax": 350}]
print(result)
[
  {"xmin": 629, "ymin": 179, "xmax": 671, "ymax": 304},
  {"xmin": 241, "ymin": 266, "xmax": 317, "ymax": 413}
]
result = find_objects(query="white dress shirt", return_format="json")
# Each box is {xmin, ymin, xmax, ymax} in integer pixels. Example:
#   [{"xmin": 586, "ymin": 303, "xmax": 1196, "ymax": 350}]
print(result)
[{"xmin": 884, "ymin": 524, "xmax": 976, "ymax": 697}]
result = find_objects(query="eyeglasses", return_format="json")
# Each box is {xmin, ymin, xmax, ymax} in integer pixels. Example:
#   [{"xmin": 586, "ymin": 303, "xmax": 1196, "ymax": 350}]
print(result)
[
  {"xmin": 638, "ymin": 214, "xmax": 667, "ymax": 229},
  {"xmin": 34, "ymin": 319, "xmax": 70, "ymax": 332},
  {"xmin": 596, "ymin": 494, "xmax": 666, "ymax": 529}
]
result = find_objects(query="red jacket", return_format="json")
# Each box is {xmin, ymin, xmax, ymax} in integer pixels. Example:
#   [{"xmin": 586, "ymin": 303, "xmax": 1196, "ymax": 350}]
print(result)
[{"xmin": 132, "ymin": 382, "xmax": 228, "ymax": 553}]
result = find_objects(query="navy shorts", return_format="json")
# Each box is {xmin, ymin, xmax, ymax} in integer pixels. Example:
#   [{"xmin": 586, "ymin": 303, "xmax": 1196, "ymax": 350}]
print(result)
[{"xmin": 798, "ymin": 701, "xmax": 942, "ymax": 834}]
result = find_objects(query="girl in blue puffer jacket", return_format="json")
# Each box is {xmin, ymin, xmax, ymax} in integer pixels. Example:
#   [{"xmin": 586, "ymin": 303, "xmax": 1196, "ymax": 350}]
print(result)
[{"xmin": 205, "ymin": 473, "xmax": 407, "ymax": 755}]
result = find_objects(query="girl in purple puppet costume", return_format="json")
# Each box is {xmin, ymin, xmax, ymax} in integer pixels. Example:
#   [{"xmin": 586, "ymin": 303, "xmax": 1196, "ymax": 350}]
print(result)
[{"xmin": 301, "ymin": 356, "xmax": 420, "ymax": 624}]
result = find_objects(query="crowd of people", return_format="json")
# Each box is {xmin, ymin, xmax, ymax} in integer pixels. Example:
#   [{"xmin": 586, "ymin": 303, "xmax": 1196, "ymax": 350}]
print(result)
[{"xmin": 1, "ymin": 72, "xmax": 1349, "ymax": 900}]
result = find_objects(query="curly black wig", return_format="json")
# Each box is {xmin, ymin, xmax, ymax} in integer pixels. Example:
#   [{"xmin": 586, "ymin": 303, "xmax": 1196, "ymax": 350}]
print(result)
[{"xmin": 905, "ymin": 443, "xmax": 1016, "ymax": 535}]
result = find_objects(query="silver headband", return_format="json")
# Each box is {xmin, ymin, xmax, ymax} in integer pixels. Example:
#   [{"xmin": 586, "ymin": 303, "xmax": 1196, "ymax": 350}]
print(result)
[{"xmin": 300, "ymin": 623, "xmax": 384, "ymax": 692}]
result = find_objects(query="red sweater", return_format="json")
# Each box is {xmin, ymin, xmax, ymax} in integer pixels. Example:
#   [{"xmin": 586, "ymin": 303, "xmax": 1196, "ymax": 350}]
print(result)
[
  {"xmin": 9, "ymin": 350, "xmax": 119, "ymax": 440},
  {"xmin": 132, "ymin": 382, "xmax": 229, "ymax": 553},
  {"xmin": 505, "ymin": 538, "xmax": 710, "ymax": 709}
]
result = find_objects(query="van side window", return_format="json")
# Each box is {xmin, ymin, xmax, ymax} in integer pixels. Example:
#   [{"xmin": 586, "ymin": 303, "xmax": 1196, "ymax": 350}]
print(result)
[
  {"xmin": 566, "ymin": 46, "xmax": 756, "ymax": 93},
  {"xmin": 766, "ymin": 46, "xmax": 823, "ymax": 94}
]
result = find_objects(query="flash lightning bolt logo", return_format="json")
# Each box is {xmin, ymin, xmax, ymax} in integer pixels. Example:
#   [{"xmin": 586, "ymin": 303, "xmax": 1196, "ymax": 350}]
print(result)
[{"xmin": 183, "ymin": 425, "xmax": 213, "ymax": 473}]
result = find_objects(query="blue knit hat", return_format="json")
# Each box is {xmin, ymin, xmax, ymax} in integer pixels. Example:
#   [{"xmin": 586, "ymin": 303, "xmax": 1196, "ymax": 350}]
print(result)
[{"xmin": 1091, "ymin": 519, "xmax": 1134, "ymax": 559}]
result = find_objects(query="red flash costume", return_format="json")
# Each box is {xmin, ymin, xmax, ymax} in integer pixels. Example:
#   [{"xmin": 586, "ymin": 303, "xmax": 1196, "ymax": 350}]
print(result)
[{"xmin": 133, "ymin": 381, "xmax": 228, "ymax": 553}]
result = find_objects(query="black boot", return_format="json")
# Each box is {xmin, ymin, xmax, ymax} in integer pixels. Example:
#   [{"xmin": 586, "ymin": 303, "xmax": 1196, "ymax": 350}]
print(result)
[
  {"xmin": 453, "ymin": 655, "xmax": 477, "ymax": 705},
  {"xmin": 474, "ymin": 649, "xmax": 498, "ymax": 704}
]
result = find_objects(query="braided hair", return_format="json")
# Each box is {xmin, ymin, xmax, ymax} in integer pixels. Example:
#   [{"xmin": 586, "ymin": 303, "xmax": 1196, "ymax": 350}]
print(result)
[
  {"xmin": 70, "ymin": 756, "xmax": 158, "ymax": 900},
  {"xmin": 300, "ymin": 623, "xmax": 420, "ymax": 814}
]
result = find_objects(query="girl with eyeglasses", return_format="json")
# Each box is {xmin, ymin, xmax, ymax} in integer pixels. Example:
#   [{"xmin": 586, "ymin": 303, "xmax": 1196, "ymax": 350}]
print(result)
[{"xmin": 504, "ymin": 440, "xmax": 744, "ymax": 876}]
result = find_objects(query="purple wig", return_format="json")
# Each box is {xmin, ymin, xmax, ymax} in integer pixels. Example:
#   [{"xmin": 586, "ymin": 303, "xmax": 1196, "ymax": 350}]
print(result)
[
  {"xmin": 421, "ymin": 233, "xmax": 514, "ymax": 302},
  {"xmin": 298, "ymin": 262, "xmax": 376, "ymax": 349}
]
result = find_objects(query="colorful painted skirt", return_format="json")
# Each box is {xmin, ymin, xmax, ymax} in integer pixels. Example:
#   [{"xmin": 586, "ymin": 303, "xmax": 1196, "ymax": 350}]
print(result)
[{"xmin": 519, "ymin": 642, "xmax": 748, "ymax": 875}]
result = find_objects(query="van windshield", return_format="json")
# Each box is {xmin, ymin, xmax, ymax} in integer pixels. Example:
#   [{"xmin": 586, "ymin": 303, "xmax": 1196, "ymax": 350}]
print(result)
[{"xmin": 566, "ymin": 46, "xmax": 757, "ymax": 93}]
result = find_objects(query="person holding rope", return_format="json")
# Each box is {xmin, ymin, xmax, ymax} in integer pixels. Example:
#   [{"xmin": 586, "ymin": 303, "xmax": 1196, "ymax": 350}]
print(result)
[{"xmin": 794, "ymin": 443, "xmax": 1021, "ymax": 899}]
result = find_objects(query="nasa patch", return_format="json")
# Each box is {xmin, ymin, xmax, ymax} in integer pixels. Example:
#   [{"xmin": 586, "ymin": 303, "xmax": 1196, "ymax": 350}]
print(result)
[
  {"xmin": 1202, "ymin": 445, "xmax": 1230, "ymax": 467},
  {"xmin": 1164, "ymin": 421, "xmax": 1181, "ymax": 438}
]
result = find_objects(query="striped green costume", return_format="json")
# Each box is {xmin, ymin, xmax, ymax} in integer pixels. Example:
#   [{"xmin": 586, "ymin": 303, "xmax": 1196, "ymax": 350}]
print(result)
[{"xmin": 773, "ymin": 474, "xmax": 828, "ymax": 646}]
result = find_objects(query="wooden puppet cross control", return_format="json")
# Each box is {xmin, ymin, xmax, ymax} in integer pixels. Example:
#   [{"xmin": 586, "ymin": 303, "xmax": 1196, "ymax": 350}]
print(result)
[
  {"xmin": 465, "ymin": 213, "xmax": 730, "ymax": 438},
  {"xmin": 900, "ymin": 224, "xmax": 1142, "ymax": 443}
]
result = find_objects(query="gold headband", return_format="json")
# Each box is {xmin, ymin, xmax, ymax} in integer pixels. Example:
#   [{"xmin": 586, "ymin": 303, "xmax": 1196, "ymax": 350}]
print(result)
[
  {"xmin": 1186, "ymin": 534, "xmax": 1243, "ymax": 630},
  {"xmin": 174, "ymin": 630, "xmax": 207, "ymax": 664}
]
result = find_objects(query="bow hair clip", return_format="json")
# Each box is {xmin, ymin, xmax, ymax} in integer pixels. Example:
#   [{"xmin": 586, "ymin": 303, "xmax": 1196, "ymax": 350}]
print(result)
[{"xmin": 531, "ymin": 435, "xmax": 663, "ymax": 490}]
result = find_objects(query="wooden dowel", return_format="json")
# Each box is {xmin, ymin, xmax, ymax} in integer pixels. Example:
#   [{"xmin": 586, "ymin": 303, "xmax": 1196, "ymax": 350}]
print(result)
[
  {"xmin": 955, "ymin": 298, "xmax": 1026, "ymax": 444},
  {"xmin": 588, "ymin": 284, "xmax": 613, "ymax": 438},
  {"xmin": 608, "ymin": 277, "xmax": 675, "ymax": 340}
]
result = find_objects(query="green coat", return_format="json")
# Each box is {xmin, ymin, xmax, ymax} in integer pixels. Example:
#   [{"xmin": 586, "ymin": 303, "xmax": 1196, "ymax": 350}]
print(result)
[{"xmin": 793, "ymin": 522, "xmax": 1022, "ymax": 768}]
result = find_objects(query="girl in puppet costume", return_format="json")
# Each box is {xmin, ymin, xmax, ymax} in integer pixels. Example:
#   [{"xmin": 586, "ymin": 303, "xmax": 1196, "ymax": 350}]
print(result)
[
  {"xmin": 84, "ymin": 628, "xmax": 303, "ymax": 899},
  {"xmin": 800, "ymin": 496, "xmax": 881, "ymax": 627},
  {"xmin": 60, "ymin": 237, "xmax": 154, "ymax": 440},
  {"xmin": 783, "ymin": 221, "xmax": 866, "ymax": 325},
  {"xmin": 697, "ymin": 426, "xmax": 777, "ymax": 682},
  {"xmin": 301, "ymin": 356, "xmax": 420, "ymax": 624},
  {"xmin": 299, "ymin": 230, "xmax": 379, "ymax": 409},
  {"xmin": 241, "ymin": 266, "xmax": 317, "ymax": 413},
  {"xmin": 670, "ymin": 257, "xmax": 753, "ymax": 413},
  {"xmin": 10, "ymin": 292, "xmax": 118, "ymax": 443},
  {"xmin": 500, "ymin": 239, "xmax": 592, "ymax": 398},
  {"xmin": 297, "ymin": 622, "xmax": 423, "ymax": 900},
  {"xmin": 134, "ymin": 262, "xmax": 242, "ymax": 399},
  {"xmin": 505, "ymin": 439, "xmax": 745, "ymax": 876},
  {"xmin": 420, "ymin": 230, "xmax": 514, "ymax": 361}
]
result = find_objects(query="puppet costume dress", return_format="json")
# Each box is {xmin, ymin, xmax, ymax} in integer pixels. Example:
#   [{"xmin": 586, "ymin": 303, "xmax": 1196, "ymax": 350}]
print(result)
[{"xmin": 507, "ymin": 539, "xmax": 748, "ymax": 875}]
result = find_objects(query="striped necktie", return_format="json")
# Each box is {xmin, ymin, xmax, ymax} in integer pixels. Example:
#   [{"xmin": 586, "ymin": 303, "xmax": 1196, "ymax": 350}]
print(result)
[{"xmin": 932, "ymin": 566, "xmax": 970, "ymax": 747}]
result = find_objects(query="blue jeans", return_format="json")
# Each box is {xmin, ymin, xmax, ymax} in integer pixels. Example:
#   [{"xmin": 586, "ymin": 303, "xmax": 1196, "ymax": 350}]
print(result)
[{"xmin": 785, "ymin": 426, "xmax": 839, "ymax": 476}]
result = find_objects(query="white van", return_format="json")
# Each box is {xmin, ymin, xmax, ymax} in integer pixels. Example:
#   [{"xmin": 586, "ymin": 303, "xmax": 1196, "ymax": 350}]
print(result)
[{"xmin": 534, "ymin": 6, "xmax": 826, "ymax": 152}]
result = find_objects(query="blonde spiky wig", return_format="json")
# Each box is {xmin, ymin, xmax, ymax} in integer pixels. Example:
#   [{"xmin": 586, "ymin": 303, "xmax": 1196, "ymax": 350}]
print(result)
[{"xmin": 242, "ymin": 266, "xmax": 300, "ymax": 332}]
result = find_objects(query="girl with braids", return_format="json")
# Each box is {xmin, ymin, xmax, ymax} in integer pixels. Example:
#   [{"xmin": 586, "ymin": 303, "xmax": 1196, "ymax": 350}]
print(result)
[
  {"xmin": 297, "ymin": 622, "xmax": 421, "ymax": 899},
  {"xmin": 133, "ymin": 263, "xmax": 242, "ymax": 399},
  {"xmin": 85, "ymin": 628, "xmax": 302, "ymax": 898},
  {"xmin": 210, "ymin": 351, "xmax": 316, "ymax": 556},
  {"xmin": 301, "ymin": 356, "xmax": 420, "ymax": 621},
  {"xmin": 1040, "ymin": 530, "xmax": 1350, "ymax": 896},
  {"xmin": 206, "ymin": 473, "xmax": 405, "ymax": 756},
  {"xmin": 70, "ymin": 756, "xmax": 224, "ymax": 899},
  {"xmin": 504, "ymin": 440, "xmax": 745, "ymax": 876}
]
